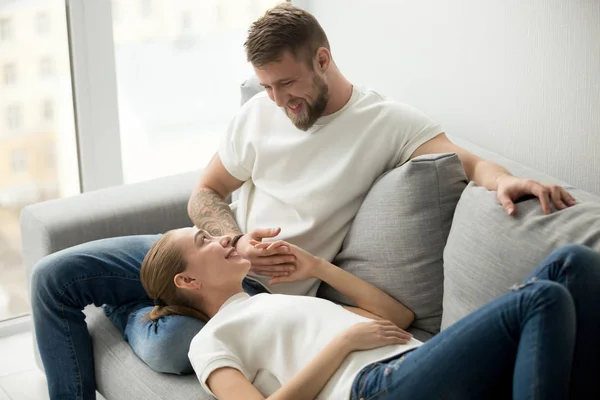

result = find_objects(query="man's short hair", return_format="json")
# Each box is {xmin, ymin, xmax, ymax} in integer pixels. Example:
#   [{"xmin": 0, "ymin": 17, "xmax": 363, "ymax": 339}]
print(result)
[{"xmin": 244, "ymin": 3, "xmax": 330, "ymax": 68}]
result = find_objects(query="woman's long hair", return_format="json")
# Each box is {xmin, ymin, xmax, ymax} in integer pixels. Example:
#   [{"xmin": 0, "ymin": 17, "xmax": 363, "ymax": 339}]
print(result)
[{"xmin": 140, "ymin": 231, "xmax": 209, "ymax": 322}]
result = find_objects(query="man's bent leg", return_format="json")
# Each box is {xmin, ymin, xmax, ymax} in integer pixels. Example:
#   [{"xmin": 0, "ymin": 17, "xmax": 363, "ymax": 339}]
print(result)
[
  {"xmin": 30, "ymin": 235, "xmax": 160, "ymax": 400},
  {"xmin": 123, "ymin": 277, "xmax": 269, "ymax": 374}
]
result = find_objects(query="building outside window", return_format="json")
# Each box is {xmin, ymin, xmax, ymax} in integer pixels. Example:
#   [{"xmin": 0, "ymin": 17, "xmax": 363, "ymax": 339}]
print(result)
[
  {"xmin": 6, "ymin": 104, "xmax": 21, "ymax": 131},
  {"xmin": 43, "ymin": 99, "xmax": 54, "ymax": 121},
  {"xmin": 140, "ymin": 0, "xmax": 152, "ymax": 18},
  {"xmin": 39, "ymin": 56, "xmax": 54, "ymax": 78},
  {"xmin": 36, "ymin": 11, "xmax": 50, "ymax": 35},
  {"xmin": 0, "ymin": 17, "xmax": 11, "ymax": 41},
  {"xmin": 3, "ymin": 63, "xmax": 16, "ymax": 85},
  {"xmin": 10, "ymin": 149, "xmax": 27, "ymax": 173}
]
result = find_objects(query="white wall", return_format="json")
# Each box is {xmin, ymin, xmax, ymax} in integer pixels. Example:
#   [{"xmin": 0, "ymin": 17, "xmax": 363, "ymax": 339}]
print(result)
[{"xmin": 305, "ymin": 0, "xmax": 600, "ymax": 195}]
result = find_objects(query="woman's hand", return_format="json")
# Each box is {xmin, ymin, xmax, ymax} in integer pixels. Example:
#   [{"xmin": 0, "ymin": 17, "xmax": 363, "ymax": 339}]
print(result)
[
  {"xmin": 251, "ymin": 240, "xmax": 321, "ymax": 285},
  {"xmin": 236, "ymin": 228, "xmax": 297, "ymax": 278},
  {"xmin": 338, "ymin": 320, "xmax": 413, "ymax": 352}
]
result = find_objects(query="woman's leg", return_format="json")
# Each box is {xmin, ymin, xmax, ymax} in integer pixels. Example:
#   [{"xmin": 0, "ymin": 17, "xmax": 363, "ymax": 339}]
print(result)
[
  {"xmin": 522, "ymin": 244, "xmax": 600, "ymax": 397},
  {"xmin": 351, "ymin": 279, "xmax": 576, "ymax": 399}
]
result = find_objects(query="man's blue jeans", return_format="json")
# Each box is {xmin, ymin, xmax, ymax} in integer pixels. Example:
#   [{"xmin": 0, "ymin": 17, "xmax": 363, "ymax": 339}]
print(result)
[
  {"xmin": 351, "ymin": 244, "xmax": 600, "ymax": 400},
  {"xmin": 30, "ymin": 234, "xmax": 268, "ymax": 400}
]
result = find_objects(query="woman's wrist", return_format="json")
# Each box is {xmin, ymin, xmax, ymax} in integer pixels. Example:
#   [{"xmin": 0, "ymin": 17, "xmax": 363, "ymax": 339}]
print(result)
[
  {"xmin": 332, "ymin": 331, "xmax": 355, "ymax": 354},
  {"xmin": 311, "ymin": 258, "xmax": 330, "ymax": 279}
]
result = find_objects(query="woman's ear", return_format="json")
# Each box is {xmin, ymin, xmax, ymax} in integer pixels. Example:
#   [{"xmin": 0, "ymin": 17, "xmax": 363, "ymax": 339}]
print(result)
[{"xmin": 174, "ymin": 273, "xmax": 202, "ymax": 291}]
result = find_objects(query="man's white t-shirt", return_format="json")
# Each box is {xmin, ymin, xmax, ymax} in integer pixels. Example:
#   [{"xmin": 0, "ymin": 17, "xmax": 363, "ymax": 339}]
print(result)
[
  {"xmin": 189, "ymin": 292, "xmax": 422, "ymax": 399},
  {"xmin": 219, "ymin": 87, "xmax": 442, "ymax": 296}
]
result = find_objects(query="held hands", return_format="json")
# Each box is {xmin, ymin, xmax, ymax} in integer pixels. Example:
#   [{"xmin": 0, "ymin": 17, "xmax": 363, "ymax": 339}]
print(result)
[
  {"xmin": 251, "ymin": 240, "xmax": 321, "ymax": 285},
  {"xmin": 495, "ymin": 175, "xmax": 576, "ymax": 216},
  {"xmin": 338, "ymin": 320, "xmax": 413, "ymax": 352},
  {"xmin": 235, "ymin": 228, "xmax": 297, "ymax": 278}
]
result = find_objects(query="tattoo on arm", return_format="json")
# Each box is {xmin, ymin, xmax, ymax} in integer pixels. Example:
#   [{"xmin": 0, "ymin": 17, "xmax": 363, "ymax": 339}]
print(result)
[{"xmin": 189, "ymin": 189, "xmax": 242, "ymax": 236}]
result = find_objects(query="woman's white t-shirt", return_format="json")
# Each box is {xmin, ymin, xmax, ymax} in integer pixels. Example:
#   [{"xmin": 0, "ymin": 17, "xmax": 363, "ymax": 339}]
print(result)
[
  {"xmin": 219, "ymin": 87, "xmax": 442, "ymax": 296},
  {"xmin": 189, "ymin": 293, "xmax": 422, "ymax": 399}
]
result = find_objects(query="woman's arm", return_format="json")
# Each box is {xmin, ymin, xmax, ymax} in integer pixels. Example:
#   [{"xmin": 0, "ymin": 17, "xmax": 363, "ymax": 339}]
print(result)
[
  {"xmin": 313, "ymin": 259, "xmax": 414, "ymax": 329},
  {"xmin": 208, "ymin": 336, "xmax": 350, "ymax": 400},
  {"xmin": 260, "ymin": 241, "xmax": 415, "ymax": 329},
  {"xmin": 207, "ymin": 320, "xmax": 408, "ymax": 400}
]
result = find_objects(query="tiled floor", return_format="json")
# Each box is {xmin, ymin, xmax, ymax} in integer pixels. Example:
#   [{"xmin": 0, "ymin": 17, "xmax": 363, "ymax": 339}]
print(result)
[{"xmin": 0, "ymin": 331, "xmax": 105, "ymax": 400}]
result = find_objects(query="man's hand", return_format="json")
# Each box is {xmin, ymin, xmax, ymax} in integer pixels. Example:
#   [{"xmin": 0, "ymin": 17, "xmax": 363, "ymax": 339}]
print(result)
[
  {"xmin": 253, "ymin": 240, "xmax": 321, "ymax": 285},
  {"xmin": 235, "ymin": 228, "xmax": 296, "ymax": 278},
  {"xmin": 496, "ymin": 174, "xmax": 576, "ymax": 216}
]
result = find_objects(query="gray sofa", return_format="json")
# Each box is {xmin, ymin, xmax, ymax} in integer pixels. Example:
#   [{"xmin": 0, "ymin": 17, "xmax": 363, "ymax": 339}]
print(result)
[{"xmin": 21, "ymin": 91, "xmax": 600, "ymax": 398}]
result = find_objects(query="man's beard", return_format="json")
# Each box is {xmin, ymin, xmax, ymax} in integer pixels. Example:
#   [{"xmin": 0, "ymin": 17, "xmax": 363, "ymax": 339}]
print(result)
[{"xmin": 285, "ymin": 75, "xmax": 329, "ymax": 131}]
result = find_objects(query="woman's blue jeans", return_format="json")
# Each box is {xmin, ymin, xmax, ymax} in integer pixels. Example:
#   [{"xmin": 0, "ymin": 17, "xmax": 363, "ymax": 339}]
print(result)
[
  {"xmin": 351, "ymin": 244, "xmax": 600, "ymax": 400},
  {"xmin": 30, "ymin": 234, "xmax": 268, "ymax": 400}
]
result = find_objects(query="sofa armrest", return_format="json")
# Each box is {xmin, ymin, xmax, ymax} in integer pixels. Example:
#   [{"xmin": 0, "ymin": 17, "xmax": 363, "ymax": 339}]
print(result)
[{"xmin": 20, "ymin": 170, "xmax": 201, "ymax": 282}]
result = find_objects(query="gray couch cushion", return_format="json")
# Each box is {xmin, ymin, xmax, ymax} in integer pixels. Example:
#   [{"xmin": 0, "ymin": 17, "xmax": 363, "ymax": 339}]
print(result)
[
  {"xmin": 240, "ymin": 75, "xmax": 264, "ymax": 105},
  {"xmin": 85, "ymin": 306, "xmax": 209, "ymax": 400},
  {"xmin": 318, "ymin": 153, "xmax": 468, "ymax": 334},
  {"xmin": 442, "ymin": 183, "xmax": 600, "ymax": 330}
]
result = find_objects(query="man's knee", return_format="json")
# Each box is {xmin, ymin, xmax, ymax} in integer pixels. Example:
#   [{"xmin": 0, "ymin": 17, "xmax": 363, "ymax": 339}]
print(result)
[{"xmin": 31, "ymin": 251, "xmax": 76, "ymax": 304}]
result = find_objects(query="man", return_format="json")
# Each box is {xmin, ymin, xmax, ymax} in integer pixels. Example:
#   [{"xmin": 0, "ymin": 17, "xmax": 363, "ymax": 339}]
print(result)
[{"xmin": 30, "ymin": 3, "xmax": 574, "ymax": 399}]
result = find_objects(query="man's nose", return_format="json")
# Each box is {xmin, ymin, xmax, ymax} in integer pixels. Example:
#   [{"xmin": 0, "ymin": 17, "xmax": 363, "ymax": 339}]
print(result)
[{"xmin": 272, "ymin": 88, "xmax": 287, "ymax": 108}]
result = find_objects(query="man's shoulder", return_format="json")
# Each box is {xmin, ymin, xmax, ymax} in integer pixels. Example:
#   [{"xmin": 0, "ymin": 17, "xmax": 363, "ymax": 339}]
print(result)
[
  {"xmin": 241, "ymin": 91, "xmax": 275, "ymax": 112},
  {"xmin": 354, "ymin": 87, "xmax": 423, "ymax": 119}
]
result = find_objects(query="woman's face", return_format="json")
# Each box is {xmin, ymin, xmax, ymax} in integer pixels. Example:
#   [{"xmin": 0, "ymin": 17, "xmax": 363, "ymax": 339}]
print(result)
[{"xmin": 171, "ymin": 227, "xmax": 250, "ymax": 291}]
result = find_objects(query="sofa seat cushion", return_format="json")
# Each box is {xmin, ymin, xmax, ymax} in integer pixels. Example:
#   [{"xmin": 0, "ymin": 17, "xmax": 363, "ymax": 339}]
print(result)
[
  {"xmin": 85, "ymin": 306, "xmax": 209, "ymax": 400},
  {"xmin": 318, "ymin": 153, "xmax": 468, "ymax": 334},
  {"xmin": 442, "ymin": 183, "xmax": 600, "ymax": 330}
]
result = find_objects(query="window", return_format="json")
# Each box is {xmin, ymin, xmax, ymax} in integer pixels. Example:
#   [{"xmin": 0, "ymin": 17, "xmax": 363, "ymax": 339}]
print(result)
[
  {"xmin": 0, "ymin": 18, "xmax": 11, "ymax": 41},
  {"xmin": 111, "ymin": 1, "xmax": 118, "ymax": 22},
  {"xmin": 45, "ymin": 146, "xmax": 56, "ymax": 168},
  {"xmin": 3, "ymin": 63, "xmax": 16, "ymax": 85},
  {"xmin": 40, "ymin": 56, "xmax": 54, "ymax": 78},
  {"xmin": 6, "ymin": 104, "xmax": 21, "ymax": 130},
  {"xmin": 10, "ymin": 149, "xmax": 27, "ymax": 173},
  {"xmin": 43, "ymin": 99, "xmax": 54, "ymax": 121},
  {"xmin": 0, "ymin": 0, "xmax": 79, "ymax": 324},
  {"xmin": 181, "ymin": 11, "xmax": 192, "ymax": 33},
  {"xmin": 113, "ymin": 0, "xmax": 279, "ymax": 183},
  {"xmin": 36, "ymin": 12, "xmax": 50, "ymax": 35},
  {"xmin": 140, "ymin": 0, "xmax": 152, "ymax": 18}
]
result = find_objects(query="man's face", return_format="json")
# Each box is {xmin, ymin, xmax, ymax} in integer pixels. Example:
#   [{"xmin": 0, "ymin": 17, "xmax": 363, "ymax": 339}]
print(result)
[{"xmin": 254, "ymin": 51, "xmax": 329, "ymax": 131}]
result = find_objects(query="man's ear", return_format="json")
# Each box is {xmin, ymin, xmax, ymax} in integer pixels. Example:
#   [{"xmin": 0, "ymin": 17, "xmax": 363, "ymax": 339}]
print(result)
[
  {"xmin": 174, "ymin": 273, "xmax": 201, "ymax": 290},
  {"xmin": 315, "ymin": 47, "xmax": 331, "ymax": 72}
]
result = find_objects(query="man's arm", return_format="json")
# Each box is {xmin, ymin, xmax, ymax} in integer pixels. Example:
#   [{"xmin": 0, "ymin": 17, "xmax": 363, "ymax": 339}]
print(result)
[
  {"xmin": 410, "ymin": 133, "xmax": 509, "ymax": 190},
  {"xmin": 187, "ymin": 154, "xmax": 244, "ymax": 236},
  {"xmin": 410, "ymin": 133, "xmax": 575, "ymax": 215}
]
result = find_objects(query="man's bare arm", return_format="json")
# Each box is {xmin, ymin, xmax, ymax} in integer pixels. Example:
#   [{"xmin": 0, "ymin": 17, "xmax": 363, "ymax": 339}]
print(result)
[
  {"xmin": 188, "ymin": 188, "xmax": 241, "ymax": 237},
  {"xmin": 187, "ymin": 154, "xmax": 245, "ymax": 236}
]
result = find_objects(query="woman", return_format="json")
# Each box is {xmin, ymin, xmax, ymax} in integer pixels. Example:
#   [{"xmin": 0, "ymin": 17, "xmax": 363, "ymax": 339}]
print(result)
[{"xmin": 140, "ymin": 227, "xmax": 600, "ymax": 400}]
